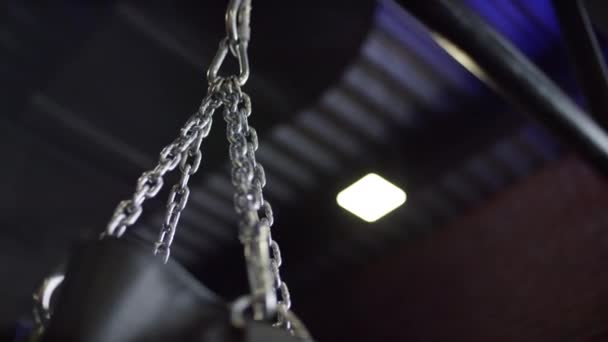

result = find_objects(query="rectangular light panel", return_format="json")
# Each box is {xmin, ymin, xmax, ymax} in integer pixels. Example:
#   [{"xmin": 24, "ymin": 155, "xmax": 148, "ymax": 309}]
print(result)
[{"xmin": 336, "ymin": 173, "xmax": 406, "ymax": 222}]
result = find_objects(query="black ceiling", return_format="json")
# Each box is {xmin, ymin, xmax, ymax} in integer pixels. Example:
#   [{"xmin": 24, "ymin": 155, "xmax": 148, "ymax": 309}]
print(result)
[{"xmin": 0, "ymin": 0, "xmax": 602, "ymax": 340}]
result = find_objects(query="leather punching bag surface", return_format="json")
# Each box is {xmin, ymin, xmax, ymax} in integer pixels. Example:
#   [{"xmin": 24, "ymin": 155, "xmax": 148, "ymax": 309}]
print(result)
[{"xmin": 42, "ymin": 238, "xmax": 300, "ymax": 342}]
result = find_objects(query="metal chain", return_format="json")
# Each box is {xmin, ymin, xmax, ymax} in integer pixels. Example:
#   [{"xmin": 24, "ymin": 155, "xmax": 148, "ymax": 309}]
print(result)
[
  {"xmin": 33, "ymin": 0, "xmax": 311, "ymax": 339},
  {"xmin": 104, "ymin": 95, "xmax": 218, "ymax": 242},
  {"xmin": 220, "ymin": 78, "xmax": 303, "ymax": 337},
  {"xmin": 222, "ymin": 81, "xmax": 275, "ymax": 313},
  {"xmin": 153, "ymin": 102, "xmax": 213, "ymax": 262},
  {"xmin": 104, "ymin": 0, "xmax": 308, "ymax": 335}
]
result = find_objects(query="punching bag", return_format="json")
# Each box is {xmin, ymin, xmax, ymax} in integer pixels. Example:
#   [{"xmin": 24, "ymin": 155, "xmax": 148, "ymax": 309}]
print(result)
[{"xmin": 40, "ymin": 238, "xmax": 300, "ymax": 342}]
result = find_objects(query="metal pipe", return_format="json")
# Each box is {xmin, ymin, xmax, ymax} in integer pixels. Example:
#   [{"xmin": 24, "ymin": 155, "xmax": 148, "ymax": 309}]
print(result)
[
  {"xmin": 553, "ymin": 0, "xmax": 608, "ymax": 130},
  {"xmin": 396, "ymin": 0, "xmax": 608, "ymax": 175}
]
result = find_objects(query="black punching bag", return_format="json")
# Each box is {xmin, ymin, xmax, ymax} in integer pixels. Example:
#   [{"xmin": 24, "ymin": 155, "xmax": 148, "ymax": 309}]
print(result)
[{"xmin": 41, "ymin": 238, "xmax": 300, "ymax": 342}]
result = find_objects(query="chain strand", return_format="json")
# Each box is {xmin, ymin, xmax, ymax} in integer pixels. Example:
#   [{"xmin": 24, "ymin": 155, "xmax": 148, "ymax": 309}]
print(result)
[
  {"xmin": 153, "ymin": 102, "xmax": 214, "ymax": 262},
  {"xmin": 220, "ymin": 78, "xmax": 300, "ymax": 335},
  {"xmin": 104, "ymin": 96, "xmax": 217, "ymax": 240}
]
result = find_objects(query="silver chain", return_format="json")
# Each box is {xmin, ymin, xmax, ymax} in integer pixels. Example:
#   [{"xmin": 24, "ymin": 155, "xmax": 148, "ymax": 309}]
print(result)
[
  {"xmin": 220, "ymin": 78, "xmax": 296, "ymax": 333},
  {"xmin": 153, "ymin": 99, "xmax": 214, "ymax": 262},
  {"xmin": 104, "ymin": 95, "xmax": 218, "ymax": 262},
  {"xmin": 103, "ymin": 0, "xmax": 308, "ymax": 337},
  {"xmin": 34, "ymin": 0, "xmax": 310, "ymax": 338}
]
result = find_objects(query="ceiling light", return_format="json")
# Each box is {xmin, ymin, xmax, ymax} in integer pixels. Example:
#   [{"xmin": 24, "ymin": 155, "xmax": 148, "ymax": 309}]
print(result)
[{"xmin": 336, "ymin": 173, "xmax": 406, "ymax": 222}]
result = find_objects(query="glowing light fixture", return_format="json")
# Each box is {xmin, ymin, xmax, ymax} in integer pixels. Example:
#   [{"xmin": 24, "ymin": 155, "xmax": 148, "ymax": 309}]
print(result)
[{"xmin": 336, "ymin": 173, "xmax": 406, "ymax": 222}]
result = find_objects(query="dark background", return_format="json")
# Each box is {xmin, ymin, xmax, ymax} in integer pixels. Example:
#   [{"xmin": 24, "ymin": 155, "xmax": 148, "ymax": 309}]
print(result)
[{"xmin": 2, "ymin": 0, "xmax": 608, "ymax": 341}]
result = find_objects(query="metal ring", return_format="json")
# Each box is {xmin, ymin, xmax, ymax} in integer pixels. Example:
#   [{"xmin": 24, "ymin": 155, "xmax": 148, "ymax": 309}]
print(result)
[
  {"xmin": 230, "ymin": 295, "xmax": 253, "ymax": 328},
  {"xmin": 33, "ymin": 273, "xmax": 65, "ymax": 326},
  {"xmin": 232, "ymin": 296, "xmax": 313, "ymax": 340},
  {"xmin": 277, "ymin": 305, "xmax": 314, "ymax": 340}
]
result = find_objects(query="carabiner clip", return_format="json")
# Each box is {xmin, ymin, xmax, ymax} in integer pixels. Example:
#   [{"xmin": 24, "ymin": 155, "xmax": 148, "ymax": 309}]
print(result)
[
  {"xmin": 226, "ymin": 0, "xmax": 251, "ymax": 48},
  {"xmin": 207, "ymin": 0, "xmax": 251, "ymax": 86},
  {"xmin": 207, "ymin": 37, "xmax": 250, "ymax": 86}
]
